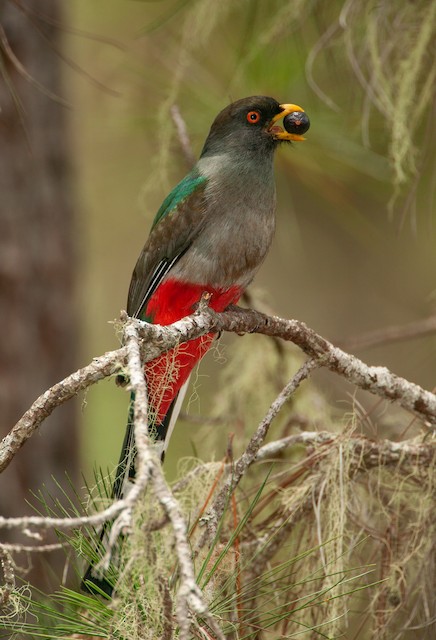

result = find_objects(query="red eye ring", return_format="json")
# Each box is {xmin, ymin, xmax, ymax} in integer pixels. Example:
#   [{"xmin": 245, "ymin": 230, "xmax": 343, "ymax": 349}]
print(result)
[{"xmin": 246, "ymin": 110, "xmax": 261, "ymax": 124}]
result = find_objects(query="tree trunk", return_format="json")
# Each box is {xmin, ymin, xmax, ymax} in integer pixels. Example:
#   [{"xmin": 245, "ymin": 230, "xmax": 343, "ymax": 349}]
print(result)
[{"xmin": 0, "ymin": 0, "xmax": 78, "ymax": 590}]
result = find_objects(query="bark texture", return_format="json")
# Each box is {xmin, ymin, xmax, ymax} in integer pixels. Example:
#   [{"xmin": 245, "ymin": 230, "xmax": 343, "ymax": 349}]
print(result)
[{"xmin": 0, "ymin": 0, "xmax": 77, "ymax": 588}]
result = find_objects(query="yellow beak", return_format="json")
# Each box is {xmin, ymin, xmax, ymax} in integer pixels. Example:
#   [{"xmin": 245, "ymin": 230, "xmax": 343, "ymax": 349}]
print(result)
[{"xmin": 269, "ymin": 103, "xmax": 306, "ymax": 141}]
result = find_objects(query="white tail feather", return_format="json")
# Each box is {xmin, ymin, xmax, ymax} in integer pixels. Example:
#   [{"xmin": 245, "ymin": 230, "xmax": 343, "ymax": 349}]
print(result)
[{"xmin": 162, "ymin": 374, "xmax": 191, "ymax": 456}]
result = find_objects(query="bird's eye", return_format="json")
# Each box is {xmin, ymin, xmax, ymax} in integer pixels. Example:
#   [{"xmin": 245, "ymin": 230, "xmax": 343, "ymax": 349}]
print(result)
[{"xmin": 246, "ymin": 110, "xmax": 261, "ymax": 124}]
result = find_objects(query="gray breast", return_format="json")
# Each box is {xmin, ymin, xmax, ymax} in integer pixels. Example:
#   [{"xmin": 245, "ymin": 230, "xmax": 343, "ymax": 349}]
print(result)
[{"xmin": 170, "ymin": 154, "xmax": 277, "ymax": 289}]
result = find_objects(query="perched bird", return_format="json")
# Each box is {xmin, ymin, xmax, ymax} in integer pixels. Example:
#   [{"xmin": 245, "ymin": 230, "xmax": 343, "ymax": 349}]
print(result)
[{"xmin": 83, "ymin": 96, "xmax": 308, "ymax": 595}]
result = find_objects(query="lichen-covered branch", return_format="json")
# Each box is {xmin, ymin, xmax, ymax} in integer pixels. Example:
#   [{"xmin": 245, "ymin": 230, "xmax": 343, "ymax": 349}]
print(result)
[
  {"xmin": 122, "ymin": 321, "xmax": 224, "ymax": 640},
  {"xmin": 1, "ymin": 307, "xmax": 435, "ymax": 477},
  {"xmin": 200, "ymin": 307, "xmax": 436, "ymax": 426}
]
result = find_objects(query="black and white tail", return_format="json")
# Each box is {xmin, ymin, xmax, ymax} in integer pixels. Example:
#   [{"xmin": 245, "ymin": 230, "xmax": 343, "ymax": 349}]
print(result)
[{"xmin": 81, "ymin": 378, "xmax": 190, "ymax": 596}]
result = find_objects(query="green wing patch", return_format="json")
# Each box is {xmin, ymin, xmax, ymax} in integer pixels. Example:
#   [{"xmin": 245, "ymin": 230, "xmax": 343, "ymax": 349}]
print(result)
[{"xmin": 151, "ymin": 171, "xmax": 207, "ymax": 229}]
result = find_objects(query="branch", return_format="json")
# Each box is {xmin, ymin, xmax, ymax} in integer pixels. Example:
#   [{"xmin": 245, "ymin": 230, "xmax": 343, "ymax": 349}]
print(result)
[
  {"xmin": 337, "ymin": 314, "xmax": 436, "ymax": 351},
  {"xmin": 120, "ymin": 321, "xmax": 224, "ymax": 640},
  {"xmin": 0, "ymin": 548, "xmax": 14, "ymax": 607},
  {"xmin": 170, "ymin": 104, "xmax": 196, "ymax": 168},
  {"xmin": 201, "ymin": 358, "xmax": 320, "ymax": 542},
  {"xmin": 2, "ymin": 306, "xmax": 435, "ymax": 474},
  {"xmin": 0, "ymin": 346, "xmax": 126, "ymax": 474},
  {"xmin": 0, "ymin": 491, "xmax": 131, "ymax": 533},
  {"xmin": 201, "ymin": 307, "xmax": 436, "ymax": 426},
  {"xmin": 254, "ymin": 430, "xmax": 436, "ymax": 470}
]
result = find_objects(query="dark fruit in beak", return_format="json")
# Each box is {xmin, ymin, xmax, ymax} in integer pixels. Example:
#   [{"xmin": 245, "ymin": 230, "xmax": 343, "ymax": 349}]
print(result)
[{"xmin": 283, "ymin": 111, "xmax": 310, "ymax": 135}]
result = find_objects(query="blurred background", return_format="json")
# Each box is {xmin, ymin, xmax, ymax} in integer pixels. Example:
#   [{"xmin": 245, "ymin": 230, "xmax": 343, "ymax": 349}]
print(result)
[{"xmin": 0, "ymin": 0, "xmax": 435, "ymax": 590}]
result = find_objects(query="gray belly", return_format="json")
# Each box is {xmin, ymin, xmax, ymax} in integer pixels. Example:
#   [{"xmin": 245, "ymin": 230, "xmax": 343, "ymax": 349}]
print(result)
[{"xmin": 171, "ymin": 199, "xmax": 276, "ymax": 289}]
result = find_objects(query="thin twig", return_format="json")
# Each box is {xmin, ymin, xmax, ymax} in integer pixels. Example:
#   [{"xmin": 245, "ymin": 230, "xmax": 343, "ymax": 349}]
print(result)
[
  {"xmin": 170, "ymin": 104, "xmax": 196, "ymax": 168},
  {"xmin": 0, "ymin": 542, "xmax": 65, "ymax": 553},
  {"xmin": 0, "ymin": 345, "xmax": 127, "ymax": 474},
  {"xmin": 0, "ymin": 498, "xmax": 130, "ymax": 533},
  {"xmin": 201, "ymin": 358, "xmax": 320, "ymax": 544},
  {"xmin": 338, "ymin": 314, "xmax": 436, "ymax": 352}
]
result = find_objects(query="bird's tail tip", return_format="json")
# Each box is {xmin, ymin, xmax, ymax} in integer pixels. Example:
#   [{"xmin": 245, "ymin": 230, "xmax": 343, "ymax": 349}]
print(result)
[{"xmin": 81, "ymin": 566, "xmax": 115, "ymax": 598}]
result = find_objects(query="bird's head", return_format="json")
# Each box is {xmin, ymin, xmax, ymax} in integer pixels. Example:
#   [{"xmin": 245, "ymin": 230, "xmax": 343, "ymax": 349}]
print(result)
[{"xmin": 200, "ymin": 96, "xmax": 308, "ymax": 159}]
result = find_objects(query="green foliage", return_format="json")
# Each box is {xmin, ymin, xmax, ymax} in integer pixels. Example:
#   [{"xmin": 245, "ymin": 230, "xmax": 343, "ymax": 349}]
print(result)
[
  {"xmin": 2, "ymin": 423, "xmax": 434, "ymax": 639},
  {"xmin": 1, "ymin": 587, "xmax": 113, "ymax": 639},
  {"xmin": 0, "ymin": 463, "xmax": 376, "ymax": 640}
]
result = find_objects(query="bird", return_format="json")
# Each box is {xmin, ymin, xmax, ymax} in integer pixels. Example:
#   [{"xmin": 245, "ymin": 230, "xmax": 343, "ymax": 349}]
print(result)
[{"xmin": 82, "ymin": 95, "xmax": 308, "ymax": 595}]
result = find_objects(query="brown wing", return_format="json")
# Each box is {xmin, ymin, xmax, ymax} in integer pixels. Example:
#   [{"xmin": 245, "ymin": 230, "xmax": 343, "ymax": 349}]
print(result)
[{"xmin": 127, "ymin": 182, "xmax": 208, "ymax": 318}]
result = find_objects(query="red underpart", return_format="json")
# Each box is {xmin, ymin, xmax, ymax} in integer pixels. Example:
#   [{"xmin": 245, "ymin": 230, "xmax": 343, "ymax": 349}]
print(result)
[{"xmin": 145, "ymin": 278, "xmax": 242, "ymax": 423}]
